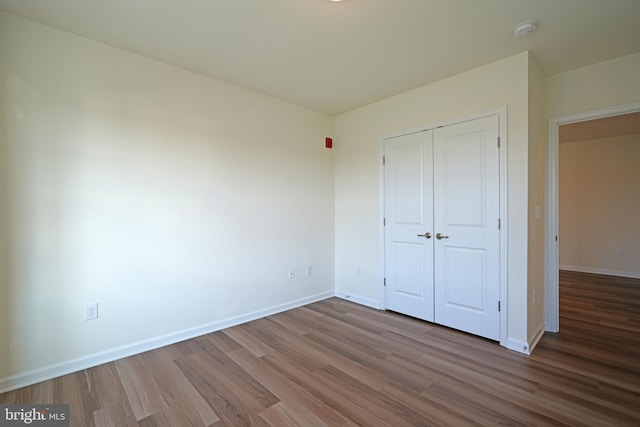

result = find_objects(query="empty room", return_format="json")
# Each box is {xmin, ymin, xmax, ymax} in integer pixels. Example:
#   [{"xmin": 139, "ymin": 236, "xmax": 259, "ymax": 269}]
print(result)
[{"xmin": 1, "ymin": 1, "xmax": 639, "ymax": 426}]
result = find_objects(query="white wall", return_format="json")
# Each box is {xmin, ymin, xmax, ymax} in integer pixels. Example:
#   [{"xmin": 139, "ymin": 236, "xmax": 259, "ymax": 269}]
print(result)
[
  {"xmin": 0, "ymin": 12, "xmax": 335, "ymax": 386},
  {"xmin": 559, "ymin": 134, "xmax": 640, "ymax": 278},
  {"xmin": 334, "ymin": 52, "xmax": 531, "ymax": 349},
  {"xmin": 527, "ymin": 55, "xmax": 546, "ymax": 340},
  {"xmin": 4, "ymin": 9, "xmax": 637, "ymax": 390}
]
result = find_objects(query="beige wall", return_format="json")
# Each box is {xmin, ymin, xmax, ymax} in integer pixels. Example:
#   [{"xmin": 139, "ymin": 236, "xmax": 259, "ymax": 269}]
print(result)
[
  {"xmin": 559, "ymin": 134, "xmax": 640, "ymax": 277},
  {"xmin": 0, "ymin": 12, "xmax": 335, "ymax": 385},
  {"xmin": 546, "ymin": 53, "xmax": 640, "ymax": 118},
  {"xmin": 527, "ymin": 54, "xmax": 546, "ymax": 338},
  {"xmin": 334, "ymin": 52, "xmax": 531, "ymax": 349}
]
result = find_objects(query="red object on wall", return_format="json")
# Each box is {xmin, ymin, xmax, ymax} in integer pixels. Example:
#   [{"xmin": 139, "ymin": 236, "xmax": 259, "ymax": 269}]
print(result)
[{"xmin": 325, "ymin": 137, "xmax": 333, "ymax": 149}]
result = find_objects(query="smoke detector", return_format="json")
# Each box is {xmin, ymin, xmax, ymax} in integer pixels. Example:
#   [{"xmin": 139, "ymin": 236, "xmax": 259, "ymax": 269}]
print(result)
[{"xmin": 513, "ymin": 20, "xmax": 537, "ymax": 37}]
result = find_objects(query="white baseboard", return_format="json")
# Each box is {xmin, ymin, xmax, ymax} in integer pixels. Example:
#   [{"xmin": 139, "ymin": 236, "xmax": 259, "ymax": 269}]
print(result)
[
  {"xmin": 560, "ymin": 265, "xmax": 640, "ymax": 280},
  {"xmin": 506, "ymin": 323, "xmax": 545, "ymax": 355},
  {"xmin": 544, "ymin": 319, "xmax": 559, "ymax": 333},
  {"xmin": 334, "ymin": 291, "xmax": 384, "ymax": 310},
  {"xmin": 0, "ymin": 291, "xmax": 334, "ymax": 394},
  {"xmin": 506, "ymin": 337, "xmax": 531, "ymax": 355}
]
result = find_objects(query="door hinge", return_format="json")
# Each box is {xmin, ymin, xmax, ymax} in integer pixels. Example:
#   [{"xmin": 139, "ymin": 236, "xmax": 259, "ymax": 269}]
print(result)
[
  {"xmin": 555, "ymin": 235, "xmax": 558, "ymax": 242},
  {"xmin": 498, "ymin": 218, "xmax": 501, "ymax": 230},
  {"xmin": 498, "ymin": 136, "xmax": 501, "ymax": 148},
  {"xmin": 383, "ymin": 217, "xmax": 386, "ymax": 226},
  {"xmin": 498, "ymin": 301, "xmax": 501, "ymax": 312},
  {"xmin": 382, "ymin": 156, "xmax": 386, "ymax": 165},
  {"xmin": 384, "ymin": 278, "xmax": 387, "ymax": 287}
]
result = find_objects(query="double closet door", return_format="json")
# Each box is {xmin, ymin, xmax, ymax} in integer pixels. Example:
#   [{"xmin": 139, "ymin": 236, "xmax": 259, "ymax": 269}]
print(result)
[{"xmin": 384, "ymin": 115, "xmax": 500, "ymax": 341}]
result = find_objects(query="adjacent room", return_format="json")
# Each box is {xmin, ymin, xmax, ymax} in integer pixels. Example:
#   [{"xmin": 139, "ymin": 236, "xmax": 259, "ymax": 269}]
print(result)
[{"xmin": 1, "ymin": 0, "xmax": 639, "ymax": 425}]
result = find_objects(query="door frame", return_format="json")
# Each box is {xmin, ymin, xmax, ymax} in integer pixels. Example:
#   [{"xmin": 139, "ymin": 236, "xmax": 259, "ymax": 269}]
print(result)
[
  {"xmin": 544, "ymin": 101, "xmax": 640, "ymax": 332},
  {"xmin": 380, "ymin": 106, "xmax": 508, "ymax": 347}
]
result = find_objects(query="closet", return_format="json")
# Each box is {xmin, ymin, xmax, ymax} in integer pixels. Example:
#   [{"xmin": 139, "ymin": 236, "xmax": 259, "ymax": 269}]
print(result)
[{"xmin": 383, "ymin": 115, "xmax": 501, "ymax": 340}]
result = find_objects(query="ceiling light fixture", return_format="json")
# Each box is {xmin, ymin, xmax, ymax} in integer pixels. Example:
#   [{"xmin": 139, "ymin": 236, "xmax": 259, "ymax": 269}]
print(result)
[{"xmin": 513, "ymin": 20, "xmax": 537, "ymax": 37}]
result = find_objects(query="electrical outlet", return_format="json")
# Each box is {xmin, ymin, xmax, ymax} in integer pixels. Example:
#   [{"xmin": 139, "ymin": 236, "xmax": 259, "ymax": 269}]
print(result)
[
  {"xmin": 84, "ymin": 302, "xmax": 98, "ymax": 321},
  {"xmin": 306, "ymin": 265, "xmax": 312, "ymax": 277},
  {"xmin": 616, "ymin": 248, "xmax": 624, "ymax": 256},
  {"xmin": 288, "ymin": 268, "xmax": 295, "ymax": 279}
]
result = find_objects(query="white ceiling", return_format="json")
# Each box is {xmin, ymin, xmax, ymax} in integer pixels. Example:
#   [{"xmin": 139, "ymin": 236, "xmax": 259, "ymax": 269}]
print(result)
[{"xmin": 1, "ymin": 0, "xmax": 639, "ymax": 115}]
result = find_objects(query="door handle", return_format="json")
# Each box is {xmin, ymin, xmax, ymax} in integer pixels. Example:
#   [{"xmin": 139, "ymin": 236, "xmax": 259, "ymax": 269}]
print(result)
[
  {"xmin": 436, "ymin": 232, "xmax": 449, "ymax": 240},
  {"xmin": 417, "ymin": 232, "xmax": 432, "ymax": 239}
]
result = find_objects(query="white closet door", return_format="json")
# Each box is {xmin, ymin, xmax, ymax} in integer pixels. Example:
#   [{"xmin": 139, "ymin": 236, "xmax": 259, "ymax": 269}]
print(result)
[
  {"xmin": 433, "ymin": 116, "xmax": 500, "ymax": 341},
  {"xmin": 384, "ymin": 130, "xmax": 434, "ymax": 322}
]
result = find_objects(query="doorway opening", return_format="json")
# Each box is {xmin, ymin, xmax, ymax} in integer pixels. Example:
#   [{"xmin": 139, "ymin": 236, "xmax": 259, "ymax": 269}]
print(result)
[{"xmin": 544, "ymin": 103, "xmax": 640, "ymax": 332}]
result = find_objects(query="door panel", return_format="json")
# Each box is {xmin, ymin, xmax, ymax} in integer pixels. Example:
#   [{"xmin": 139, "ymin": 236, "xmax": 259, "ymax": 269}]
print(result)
[
  {"xmin": 393, "ymin": 242, "xmax": 425, "ymax": 297},
  {"xmin": 384, "ymin": 130, "xmax": 434, "ymax": 322},
  {"xmin": 434, "ymin": 116, "xmax": 500, "ymax": 341},
  {"xmin": 443, "ymin": 247, "xmax": 486, "ymax": 310},
  {"xmin": 442, "ymin": 137, "xmax": 485, "ymax": 226}
]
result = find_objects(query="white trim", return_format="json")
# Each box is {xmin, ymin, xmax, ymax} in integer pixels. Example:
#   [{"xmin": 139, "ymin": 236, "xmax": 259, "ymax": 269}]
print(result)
[
  {"xmin": 506, "ymin": 337, "xmax": 531, "ymax": 355},
  {"xmin": 380, "ymin": 107, "xmax": 508, "ymax": 141},
  {"xmin": 335, "ymin": 291, "xmax": 384, "ymax": 310},
  {"xmin": 380, "ymin": 107, "xmax": 509, "ymax": 348},
  {"xmin": 545, "ymin": 101, "xmax": 640, "ymax": 333},
  {"xmin": 545, "ymin": 115, "xmax": 560, "ymax": 332},
  {"xmin": 559, "ymin": 265, "xmax": 640, "ymax": 280},
  {"xmin": 497, "ymin": 106, "xmax": 508, "ymax": 348},
  {"xmin": 0, "ymin": 291, "xmax": 334, "ymax": 394},
  {"xmin": 379, "ymin": 137, "xmax": 387, "ymax": 308}
]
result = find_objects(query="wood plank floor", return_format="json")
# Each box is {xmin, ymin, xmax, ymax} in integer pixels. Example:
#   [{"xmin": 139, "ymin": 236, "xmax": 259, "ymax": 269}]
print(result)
[{"xmin": 2, "ymin": 270, "xmax": 639, "ymax": 426}]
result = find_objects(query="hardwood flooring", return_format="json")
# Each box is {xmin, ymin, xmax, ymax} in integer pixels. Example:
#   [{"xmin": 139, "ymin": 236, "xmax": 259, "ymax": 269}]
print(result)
[{"xmin": 2, "ymin": 270, "xmax": 639, "ymax": 426}]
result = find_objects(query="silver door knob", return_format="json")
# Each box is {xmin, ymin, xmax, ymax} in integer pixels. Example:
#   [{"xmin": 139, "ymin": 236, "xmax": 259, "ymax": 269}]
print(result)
[
  {"xmin": 436, "ymin": 233, "xmax": 449, "ymax": 240},
  {"xmin": 417, "ymin": 232, "xmax": 432, "ymax": 239}
]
